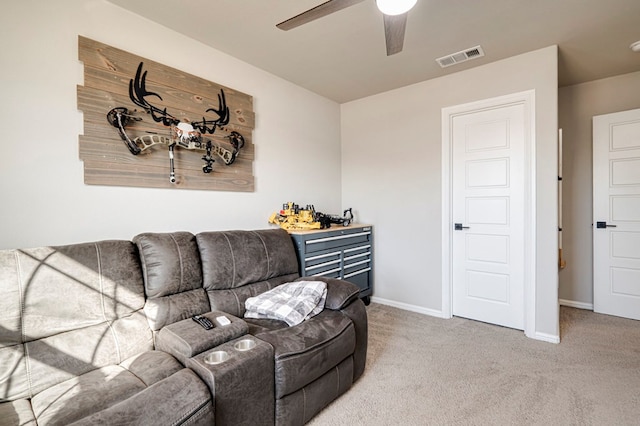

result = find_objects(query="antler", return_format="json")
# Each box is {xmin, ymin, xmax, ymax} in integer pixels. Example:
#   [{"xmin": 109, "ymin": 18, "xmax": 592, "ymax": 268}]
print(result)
[
  {"xmin": 129, "ymin": 62, "xmax": 180, "ymax": 127},
  {"xmin": 130, "ymin": 61, "xmax": 231, "ymax": 135},
  {"xmin": 192, "ymin": 90, "xmax": 230, "ymax": 134}
]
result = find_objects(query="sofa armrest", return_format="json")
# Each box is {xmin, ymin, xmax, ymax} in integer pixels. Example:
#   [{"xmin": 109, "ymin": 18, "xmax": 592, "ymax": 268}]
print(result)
[
  {"xmin": 156, "ymin": 311, "xmax": 248, "ymax": 365},
  {"xmin": 297, "ymin": 277, "xmax": 360, "ymax": 310}
]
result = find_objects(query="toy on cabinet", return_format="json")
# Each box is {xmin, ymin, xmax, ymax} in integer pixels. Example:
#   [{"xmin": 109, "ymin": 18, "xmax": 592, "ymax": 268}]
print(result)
[{"xmin": 268, "ymin": 202, "xmax": 354, "ymax": 230}]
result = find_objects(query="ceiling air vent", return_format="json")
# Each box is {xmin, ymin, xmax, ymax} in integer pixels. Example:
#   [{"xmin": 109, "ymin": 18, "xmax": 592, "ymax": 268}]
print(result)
[{"xmin": 436, "ymin": 45, "xmax": 485, "ymax": 68}]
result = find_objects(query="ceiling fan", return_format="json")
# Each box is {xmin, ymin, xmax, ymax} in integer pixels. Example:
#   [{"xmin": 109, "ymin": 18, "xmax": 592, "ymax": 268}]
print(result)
[{"xmin": 276, "ymin": 0, "xmax": 418, "ymax": 56}]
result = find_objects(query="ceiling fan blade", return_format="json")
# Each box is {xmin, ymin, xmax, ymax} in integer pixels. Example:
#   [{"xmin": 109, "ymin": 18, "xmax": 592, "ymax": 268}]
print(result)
[
  {"xmin": 277, "ymin": 0, "xmax": 366, "ymax": 31},
  {"xmin": 383, "ymin": 13, "xmax": 408, "ymax": 55}
]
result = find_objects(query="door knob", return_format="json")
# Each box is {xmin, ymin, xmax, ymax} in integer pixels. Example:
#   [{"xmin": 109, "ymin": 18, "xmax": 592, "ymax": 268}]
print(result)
[
  {"xmin": 596, "ymin": 221, "xmax": 617, "ymax": 229},
  {"xmin": 454, "ymin": 223, "xmax": 470, "ymax": 231}
]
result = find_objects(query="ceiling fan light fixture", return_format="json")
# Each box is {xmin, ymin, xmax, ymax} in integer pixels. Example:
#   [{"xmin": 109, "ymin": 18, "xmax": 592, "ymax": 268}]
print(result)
[
  {"xmin": 376, "ymin": 0, "xmax": 417, "ymax": 16},
  {"xmin": 631, "ymin": 40, "xmax": 640, "ymax": 52}
]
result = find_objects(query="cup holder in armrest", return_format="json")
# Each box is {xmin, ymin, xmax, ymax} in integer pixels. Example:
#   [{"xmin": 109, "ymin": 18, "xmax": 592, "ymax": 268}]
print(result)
[
  {"xmin": 204, "ymin": 350, "xmax": 230, "ymax": 365},
  {"xmin": 233, "ymin": 338, "xmax": 256, "ymax": 352},
  {"xmin": 200, "ymin": 339, "xmax": 256, "ymax": 365}
]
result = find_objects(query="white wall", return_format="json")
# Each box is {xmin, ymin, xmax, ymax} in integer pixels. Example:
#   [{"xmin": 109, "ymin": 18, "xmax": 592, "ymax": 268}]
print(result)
[
  {"xmin": 0, "ymin": 0, "xmax": 342, "ymax": 249},
  {"xmin": 342, "ymin": 46, "xmax": 560, "ymax": 339},
  {"xmin": 558, "ymin": 71, "xmax": 640, "ymax": 307}
]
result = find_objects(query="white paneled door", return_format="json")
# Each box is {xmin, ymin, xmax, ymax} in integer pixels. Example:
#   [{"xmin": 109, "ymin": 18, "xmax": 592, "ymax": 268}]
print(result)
[
  {"xmin": 593, "ymin": 108, "xmax": 640, "ymax": 321},
  {"xmin": 451, "ymin": 102, "xmax": 527, "ymax": 330}
]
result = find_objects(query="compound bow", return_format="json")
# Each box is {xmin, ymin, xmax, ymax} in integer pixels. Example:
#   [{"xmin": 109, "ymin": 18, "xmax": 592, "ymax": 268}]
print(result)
[{"xmin": 107, "ymin": 62, "xmax": 245, "ymax": 183}]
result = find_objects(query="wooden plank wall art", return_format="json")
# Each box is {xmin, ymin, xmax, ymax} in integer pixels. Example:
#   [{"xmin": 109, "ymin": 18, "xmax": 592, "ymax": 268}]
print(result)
[{"xmin": 77, "ymin": 36, "xmax": 255, "ymax": 191}]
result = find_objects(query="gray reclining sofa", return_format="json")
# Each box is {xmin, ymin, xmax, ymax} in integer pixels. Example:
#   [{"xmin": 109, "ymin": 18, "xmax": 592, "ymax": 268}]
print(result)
[{"xmin": 0, "ymin": 229, "xmax": 368, "ymax": 425}]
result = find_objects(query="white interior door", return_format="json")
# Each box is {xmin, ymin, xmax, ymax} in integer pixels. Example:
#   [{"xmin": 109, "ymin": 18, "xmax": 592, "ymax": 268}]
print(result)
[
  {"xmin": 451, "ymin": 103, "xmax": 526, "ymax": 330},
  {"xmin": 593, "ymin": 108, "xmax": 640, "ymax": 321}
]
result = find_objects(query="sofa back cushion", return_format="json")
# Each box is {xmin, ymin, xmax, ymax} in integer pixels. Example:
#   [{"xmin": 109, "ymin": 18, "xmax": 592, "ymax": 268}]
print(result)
[
  {"xmin": 133, "ymin": 232, "xmax": 210, "ymax": 331},
  {"xmin": 0, "ymin": 240, "xmax": 152, "ymax": 401},
  {"xmin": 196, "ymin": 229, "xmax": 299, "ymax": 289},
  {"xmin": 196, "ymin": 229, "xmax": 300, "ymax": 316}
]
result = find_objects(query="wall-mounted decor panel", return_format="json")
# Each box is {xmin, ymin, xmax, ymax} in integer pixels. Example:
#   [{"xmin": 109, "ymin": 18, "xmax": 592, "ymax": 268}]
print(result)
[{"xmin": 77, "ymin": 36, "xmax": 255, "ymax": 191}]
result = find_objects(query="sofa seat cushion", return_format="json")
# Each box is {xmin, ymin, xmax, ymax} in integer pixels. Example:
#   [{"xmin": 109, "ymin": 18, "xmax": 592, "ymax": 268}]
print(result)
[
  {"xmin": 253, "ymin": 310, "xmax": 356, "ymax": 399},
  {"xmin": 245, "ymin": 317, "xmax": 289, "ymax": 335},
  {"xmin": 29, "ymin": 351, "xmax": 211, "ymax": 425}
]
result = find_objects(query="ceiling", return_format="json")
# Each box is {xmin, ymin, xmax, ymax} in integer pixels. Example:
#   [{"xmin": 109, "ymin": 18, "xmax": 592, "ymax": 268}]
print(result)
[{"xmin": 106, "ymin": 0, "xmax": 640, "ymax": 103}]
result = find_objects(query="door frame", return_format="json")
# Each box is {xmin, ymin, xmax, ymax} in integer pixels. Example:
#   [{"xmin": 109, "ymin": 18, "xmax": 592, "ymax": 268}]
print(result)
[{"xmin": 441, "ymin": 90, "xmax": 537, "ymax": 338}]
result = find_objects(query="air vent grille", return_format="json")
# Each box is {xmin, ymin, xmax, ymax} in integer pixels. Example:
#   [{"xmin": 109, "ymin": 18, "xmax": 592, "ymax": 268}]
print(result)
[{"xmin": 436, "ymin": 45, "xmax": 485, "ymax": 68}]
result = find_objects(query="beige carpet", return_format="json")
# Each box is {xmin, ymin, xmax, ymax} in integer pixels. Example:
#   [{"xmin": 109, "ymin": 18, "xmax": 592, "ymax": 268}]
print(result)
[{"xmin": 309, "ymin": 303, "xmax": 640, "ymax": 425}]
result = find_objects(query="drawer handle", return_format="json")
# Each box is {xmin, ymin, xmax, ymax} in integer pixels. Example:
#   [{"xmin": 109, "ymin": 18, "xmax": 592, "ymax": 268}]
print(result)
[
  {"xmin": 344, "ymin": 252, "xmax": 370, "ymax": 262},
  {"xmin": 305, "ymin": 259, "xmax": 341, "ymax": 271},
  {"xmin": 344, "ymin": 259, "xmax": 370, "ymax": 268},
  {"xmin": 306, "ymin": 231, "xmax": 371, "ymax": 244},
  {"xmin": 305, "ymin": 251, "xmax": 341, "ymax": 262},
  {"xmin": 343, "ymin": 244, "xmax": 371, "ymax": 254},
  {"xmin": 312, "ymin": 267, "xmax": 342, "ymax": 277},
  {"xmin": 343, "ymin": 267, "xmax": 371, "ymax": 279}
]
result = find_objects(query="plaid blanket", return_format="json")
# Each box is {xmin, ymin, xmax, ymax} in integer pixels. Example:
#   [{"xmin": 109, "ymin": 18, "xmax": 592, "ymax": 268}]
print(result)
[{"xmin": 244, "ymin": 280, "xmax": 327, "ymax": 326}]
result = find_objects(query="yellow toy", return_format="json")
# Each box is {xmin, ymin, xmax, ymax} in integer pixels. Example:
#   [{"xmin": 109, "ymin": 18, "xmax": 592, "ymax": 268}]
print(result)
[{"xmin": 268, "ymin": 202, "xmax": 321, "ymax": 230}]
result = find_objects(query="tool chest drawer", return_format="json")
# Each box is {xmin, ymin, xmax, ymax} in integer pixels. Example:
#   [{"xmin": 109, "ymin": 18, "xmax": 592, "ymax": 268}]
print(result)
[{"xmin": 289, "ymin": 225, "xmax": 373, "ymax": 304}]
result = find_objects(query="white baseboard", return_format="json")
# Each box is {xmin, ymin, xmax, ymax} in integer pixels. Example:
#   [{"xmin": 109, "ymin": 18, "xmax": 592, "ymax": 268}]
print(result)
[
  {"xmin": 531, "ymin": 331, "xmax": 560, "ymax": 344},
  {"xmin": 373, "ymin": 296, "xmax": 563, "ymax": 343},
  {"xmin": 370, "ymin": 296, "xmax": 448, "ymax": 319},
  {"xmin": 559, "ymin": 299, "xmax": 593, "ymax": 310}
]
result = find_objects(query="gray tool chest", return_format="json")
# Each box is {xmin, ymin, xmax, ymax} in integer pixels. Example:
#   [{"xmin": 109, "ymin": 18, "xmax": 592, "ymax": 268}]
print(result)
[{"xmin": 288, "ymin": 225, "xmax": 373, "ymax": 304}]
